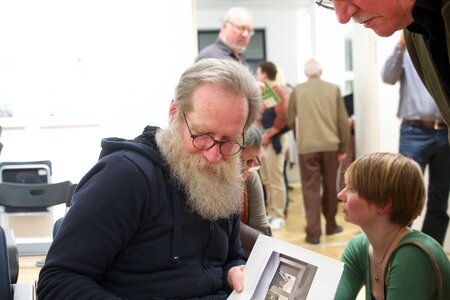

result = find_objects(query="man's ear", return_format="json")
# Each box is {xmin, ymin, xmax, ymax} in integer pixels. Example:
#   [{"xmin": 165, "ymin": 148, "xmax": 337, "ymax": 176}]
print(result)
[{"xmin": 168, "ymin": 99, "xmax": 177, "ymax": 122}]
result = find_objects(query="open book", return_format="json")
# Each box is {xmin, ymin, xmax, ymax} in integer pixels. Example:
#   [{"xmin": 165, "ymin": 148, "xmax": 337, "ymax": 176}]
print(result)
[{"xmin": 228, "ymin": 235, "xmax": 344, "ymax": 300}]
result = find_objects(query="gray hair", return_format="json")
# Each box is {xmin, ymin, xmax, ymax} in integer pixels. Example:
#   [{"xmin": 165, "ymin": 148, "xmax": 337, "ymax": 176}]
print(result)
[
  {"xmin": 244, "ymin": 125, "xmax": 262, "ymax": 150},
  {"xmin": 174, "ymin": 58, "xmax": 261, "ymax": 130},
  {"xmin": 223, "ymin": 7, "xmax": 253, "ymax": 23},
  {"xmin": 304, "ymin": 58, "xmax": 322, "ymax": 78}
]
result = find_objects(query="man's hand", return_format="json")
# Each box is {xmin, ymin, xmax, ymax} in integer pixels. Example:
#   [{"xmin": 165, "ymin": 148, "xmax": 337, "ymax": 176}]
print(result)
[
  {"xmin": 338, "ymin": 152, "xmax": 347, "ymax": 161},
  {"xmin": 262, "ymin": 130, "xmax": 271, "ymax": 147},
  {"xmin": 227, "ymin": 265, "xmax": 245, "ymax": 293},
  {"xmin": 257, "ymin": 81, "xmax": 266, "ymax": 92}
]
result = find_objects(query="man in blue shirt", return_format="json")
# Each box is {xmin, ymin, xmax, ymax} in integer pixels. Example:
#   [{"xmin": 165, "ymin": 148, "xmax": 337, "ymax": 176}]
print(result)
[{"xmin": 382, "ymin": 33, "xmax": 450, "ymax": 245}]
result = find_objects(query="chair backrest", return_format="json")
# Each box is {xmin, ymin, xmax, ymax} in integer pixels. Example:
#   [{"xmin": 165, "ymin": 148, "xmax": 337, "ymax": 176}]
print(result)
[
  {"xmin": 3, "ymin": 228, "xmax": 18, "ymax": 284},
  {"xmin": 0, "ymin": 181, "xmax": 72, "ymax": 211},
  {"xmin": 0, "ymin": 226, "xmax": 13, "ymax": 300},
  {"xmin": 0, "ymin": 161, "xmax": 53, "ymax": 212},
  {"xmin": 0, "ymin": 161, "xmax": 52, "ymax": 184}
]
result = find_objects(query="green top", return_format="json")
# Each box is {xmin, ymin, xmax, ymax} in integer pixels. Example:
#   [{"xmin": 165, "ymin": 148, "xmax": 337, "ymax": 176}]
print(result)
[{"xmin": 335, "ymin": 231, "xmax": 450, "ymax": 300}]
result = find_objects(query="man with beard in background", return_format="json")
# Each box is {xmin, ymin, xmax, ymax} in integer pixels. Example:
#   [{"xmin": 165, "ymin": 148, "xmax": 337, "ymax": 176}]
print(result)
[
  {"xmin": 195, "ymin": 7, "xmax": 254, "ymax": 64},
  {"xmin": 37, "ymin": 58, "xmax": 262, "ymax": 300}
]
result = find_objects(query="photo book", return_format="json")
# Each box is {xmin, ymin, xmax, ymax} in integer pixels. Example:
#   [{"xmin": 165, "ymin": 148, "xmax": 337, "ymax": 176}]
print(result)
[
  {"xmin": 261, "ymin": 82, "xmax": 281, "ymax": 108},
  {"xmin": 228, "ymin": 235, "xmax": 344, "ymax": 300}
]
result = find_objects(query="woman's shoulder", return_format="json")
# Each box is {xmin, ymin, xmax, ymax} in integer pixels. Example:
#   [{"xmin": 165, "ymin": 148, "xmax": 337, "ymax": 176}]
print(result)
[
  {"xmin": 246, "ymin": 172, "xmax": 263, "ymax": 191},
  {"xmin": 400, "ymin": 230, "xmax": 446, "ymax": 253},
  {"xmin": 398, "ymin": 230, "xmax": 450, "ymax": 266},
  {"xmin": 348, "ymin": 232, "xmax": 370, "ymax": 246},
  {"xmin": 344, "ymin": 233, "xmax": 370, "ymax": 257}
]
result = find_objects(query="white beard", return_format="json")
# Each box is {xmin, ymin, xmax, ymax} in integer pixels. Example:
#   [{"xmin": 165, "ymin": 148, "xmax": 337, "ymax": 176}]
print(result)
[{"xmin": 155, "ymin": 121, "xmax": 244, "ymax": 221}]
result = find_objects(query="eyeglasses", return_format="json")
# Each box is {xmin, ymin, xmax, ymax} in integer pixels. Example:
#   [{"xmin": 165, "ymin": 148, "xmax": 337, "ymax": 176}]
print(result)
[
  {"xmin": 315, "ymin": 0, "xmax": 334, "ymax": 10},
  {"xmin": 181, "ymin": 109, "xmax": 245, "ymax": 156},
  {"xmin": 226, "ymin": 20, "xmax": 255, "ymax": 36},
  {"xmin": 241, "ymin": 156, "xmax": 262, "ymax": 172}
]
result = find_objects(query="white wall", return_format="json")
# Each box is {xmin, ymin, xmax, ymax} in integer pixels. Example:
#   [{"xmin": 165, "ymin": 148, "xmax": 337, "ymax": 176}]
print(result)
[
  {"xmin": 0, "ymin": 0, "xmax": 197, "ymax": 183},
  {"xmin": 1, "ymin": 0, "xmax": 448, "ymax": 250}
]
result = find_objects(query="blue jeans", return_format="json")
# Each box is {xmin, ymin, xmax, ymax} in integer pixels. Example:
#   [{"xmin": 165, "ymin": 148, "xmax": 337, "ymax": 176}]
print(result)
[{"xmin": 400, "ymin": 122, "xmax": 450, "ymax": 245}]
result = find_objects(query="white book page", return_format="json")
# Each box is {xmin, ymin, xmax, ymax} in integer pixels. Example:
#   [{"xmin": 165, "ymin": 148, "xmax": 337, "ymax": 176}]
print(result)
[{"xmin": 228, "ymin": 235, "xmax": 344, "ymax": 300}]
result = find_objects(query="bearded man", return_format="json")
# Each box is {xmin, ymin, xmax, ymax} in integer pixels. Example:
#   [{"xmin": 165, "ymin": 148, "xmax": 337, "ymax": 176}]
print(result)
[
  {"xmin": 37, "ymin": 59, "xmax": 262, "ymax": 300},
  {"xmin": 195, "ymin": 7, "xmax": 254, "ymax": 64}
]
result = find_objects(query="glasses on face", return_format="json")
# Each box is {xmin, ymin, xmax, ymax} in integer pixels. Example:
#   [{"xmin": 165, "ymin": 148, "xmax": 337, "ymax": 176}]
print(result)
[
  {"xmin": 226, "ymin": 20, "xmax": 255, "ymax": 36},
  {"xmin": 241, "ymin": 156, "xmax": 262, "ymax": 172},
  {"xmin": 315, "ymin": 0, "xmax": 334, "ymax": 10},
  {"xmin": 181, "ymin": 109, "xmax": 245, "ymax": 156}
]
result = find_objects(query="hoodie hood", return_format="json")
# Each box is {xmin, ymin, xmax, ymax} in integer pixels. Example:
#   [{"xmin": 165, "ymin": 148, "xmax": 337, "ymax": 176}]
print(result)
[{"xmin": 99, "ymin": 126, "xmax": 165, "ymax": 169}]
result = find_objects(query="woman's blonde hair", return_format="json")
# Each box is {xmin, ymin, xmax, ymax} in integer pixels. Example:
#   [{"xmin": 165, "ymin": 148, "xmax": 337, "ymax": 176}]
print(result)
[{"xmin": 345, "ymin": 152, "xmax": 425, "ymax": 226}]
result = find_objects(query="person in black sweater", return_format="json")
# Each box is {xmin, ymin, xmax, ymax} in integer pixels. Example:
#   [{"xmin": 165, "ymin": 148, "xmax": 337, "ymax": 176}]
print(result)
[{"xmin": 37, "ymin": 59, "xmax": 262, "ymax": 300}]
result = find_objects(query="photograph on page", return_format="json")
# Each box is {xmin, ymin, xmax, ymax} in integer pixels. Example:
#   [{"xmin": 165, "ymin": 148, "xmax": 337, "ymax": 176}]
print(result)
[{"xmin": 228, "ymin": 235, "xmax": 344, "ymax": 300}]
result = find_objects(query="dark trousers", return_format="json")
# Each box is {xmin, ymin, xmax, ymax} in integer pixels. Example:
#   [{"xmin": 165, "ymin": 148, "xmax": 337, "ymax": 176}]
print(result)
[
  {"xmin": 400, "ymin": 123, "xmax": 450, "ymax": 245},
  {"xmin": 299, "ymin": 151, "xmax": 339, "ymax": 239}
]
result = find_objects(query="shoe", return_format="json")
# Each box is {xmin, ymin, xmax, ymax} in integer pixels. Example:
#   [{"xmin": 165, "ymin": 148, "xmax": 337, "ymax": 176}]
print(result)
[
  {"xmin": 305, "ymin": 236, "xmax": 320, "ymax": 245},
  {"xmin": 326, "ymin": 225, "xmax": 344, "ymax": 235},
  {"xmin": 269, "ymin": 218, "xmax": 285, "ymax": 230}
]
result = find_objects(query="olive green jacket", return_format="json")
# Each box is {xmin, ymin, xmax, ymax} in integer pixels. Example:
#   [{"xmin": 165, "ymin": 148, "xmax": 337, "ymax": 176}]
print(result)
[{"xmin": 405, "ymin": 0, "xmax": 450, "ymax": 141}]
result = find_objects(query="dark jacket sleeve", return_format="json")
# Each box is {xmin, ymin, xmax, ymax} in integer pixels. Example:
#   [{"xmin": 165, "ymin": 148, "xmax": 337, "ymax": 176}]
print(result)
[
  {"xmin": 37, "ymin": 155, "xmax": 150, "ymax": 300},
  {"xmin": 223, "ymin": 216, "xmax": 246, "ymax": 293}
]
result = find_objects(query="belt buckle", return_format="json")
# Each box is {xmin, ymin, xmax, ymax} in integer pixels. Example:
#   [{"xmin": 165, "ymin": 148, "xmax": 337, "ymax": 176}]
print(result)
[{"xmin": 434, "ymin": 120, "xmax": 446, "ymax": 130}]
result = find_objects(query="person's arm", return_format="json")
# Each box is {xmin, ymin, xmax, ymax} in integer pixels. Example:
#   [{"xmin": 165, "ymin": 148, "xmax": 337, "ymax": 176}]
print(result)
[
  {"xmin": 223, "ymin": 216, "xmax": 246, "ymax": 293},
  {"xmin": 385, "ymin": 245, "xmax": 438, "ymax": 299},
  {"xmin": 240, "ymin": 173, "xmax": 271, "ymax": 258},
  {"xmin": 263, "ymin": 86, "xmax": 288, "ymax": 145},
  {"xmin": 286, "ymin": 89, "xmax": 297, "ymax": 130},
  {"xmin": 381, "ymin": 34, "xmax": 406, "ymax": 84},
  {"xmin": 37, "ymin": 156, "xmax": 149, "ymax": 300},
  {"xmin": 246, "ymin": 172, "xmax": 271, "ymax": 236},
  {"xmin": 270, "ymin": 86, "xmax": 288, "ymax": 133},
  {"xmin": 239, "ymin": 222, "xmax": 260, "ymax": 258},
  {"xmin": 335, "ymin": 235, "xmax": 366, "ymax": 300}
]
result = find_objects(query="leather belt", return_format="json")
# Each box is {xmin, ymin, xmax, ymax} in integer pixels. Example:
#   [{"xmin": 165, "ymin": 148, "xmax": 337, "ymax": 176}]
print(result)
[{"xmin": 403, "ymin": 119, "xmax": 447, "ymax": 130}]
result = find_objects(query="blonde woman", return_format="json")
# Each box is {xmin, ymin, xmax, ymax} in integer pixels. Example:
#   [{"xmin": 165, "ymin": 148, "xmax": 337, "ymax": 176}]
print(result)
[{"xmin": 336, "ymin": 152, "xmax": 450, "ymax": 300}]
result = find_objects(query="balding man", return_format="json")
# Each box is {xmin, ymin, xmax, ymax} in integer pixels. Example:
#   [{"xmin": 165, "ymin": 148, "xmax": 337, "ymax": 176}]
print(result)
[
  {"xmin": 196, "ymin": 7, "xmax": 254, "ymax": 64},
  {"xmin": 287, "ymin": 58, "xmax": 350, "ymax": 245}
]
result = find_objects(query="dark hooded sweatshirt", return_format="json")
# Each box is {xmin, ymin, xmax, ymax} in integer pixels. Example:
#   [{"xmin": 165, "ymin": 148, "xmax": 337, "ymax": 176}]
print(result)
[{"xmin": 37, "ymin": 126, "xmax": 245, "ymax": 300}]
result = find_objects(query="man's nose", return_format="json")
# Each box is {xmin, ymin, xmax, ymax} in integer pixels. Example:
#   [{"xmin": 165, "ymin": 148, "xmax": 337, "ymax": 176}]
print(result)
[
  {"xmin": 202, "ymin": 144, "xmax": 222, "ymax": 164},
  {"xmin": 242, "ymin": 30, "xmax": 251, "ymax": 38},
  {"xmin": 333, "ymin": 2, "xmax": 357, "ymax": 24}
]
